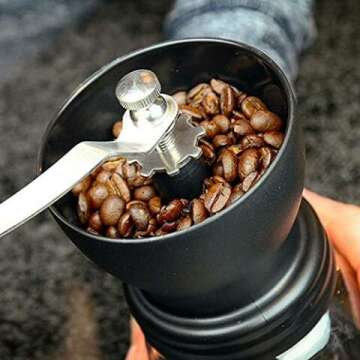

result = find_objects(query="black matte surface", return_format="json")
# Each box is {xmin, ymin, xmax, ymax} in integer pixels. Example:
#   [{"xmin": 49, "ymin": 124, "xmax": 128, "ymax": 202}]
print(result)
[
  {"xmin": 154, "ymin": 158, "xmax": 211, "ymax": 201},
  {"xmin": 0, "ymin": 0, "xmax": 359, "ymax": 359},
  {"xmin": 125, "ymin": 200, "xmax": 336, "ymax": 359},
  {"xmin": 39, "ymin": 39, "xmax": 303, "ymax": 317}
]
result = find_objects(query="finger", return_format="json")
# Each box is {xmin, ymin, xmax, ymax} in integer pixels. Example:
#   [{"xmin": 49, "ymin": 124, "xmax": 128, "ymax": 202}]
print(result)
[
  {"xmin": 303, "ymin": 189, "xmax": 360, "ymax": 275},
  {"xmin": 125, "ymin": 344, "xmax": 150, "ymax": 360},
  {"xmin": 130, "ymin": 318, "xmax": 146, "ymax": 344},
  {"xmin": 125, "ymin": 318, "xmax": 150, "ymax": 360},
  {"xmin": 335, "ymin": 251, "xmax": 360, "ymax": 328}
]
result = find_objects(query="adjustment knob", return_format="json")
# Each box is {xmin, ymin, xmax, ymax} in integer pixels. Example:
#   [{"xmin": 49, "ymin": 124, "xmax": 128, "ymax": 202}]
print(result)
[{"xmin": 116, "ymin": 69, "xmax": 161, "ymax": 111}]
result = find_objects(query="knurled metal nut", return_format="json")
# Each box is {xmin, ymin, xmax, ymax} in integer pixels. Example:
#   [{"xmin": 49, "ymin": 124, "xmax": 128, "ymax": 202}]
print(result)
[{"xmin": 116, "ymin": 69, "xmax": 161, "ymax": 111}]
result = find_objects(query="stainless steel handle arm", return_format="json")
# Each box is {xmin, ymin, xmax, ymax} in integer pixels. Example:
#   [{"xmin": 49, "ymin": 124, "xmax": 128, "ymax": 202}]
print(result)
[
  {"xmin": 0, "ymin": 69, "xmax": 204, "ymax": 238},
  {"xmin": 0, "ymin": 140, "xmax": 147, "ymax": 238}
]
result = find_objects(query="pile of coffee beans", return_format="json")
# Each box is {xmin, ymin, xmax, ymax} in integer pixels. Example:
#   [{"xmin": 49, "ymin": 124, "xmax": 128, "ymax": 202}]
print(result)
[{"xmin": 72, "ymin": 78, "xmax": 285, "ymax": 239}]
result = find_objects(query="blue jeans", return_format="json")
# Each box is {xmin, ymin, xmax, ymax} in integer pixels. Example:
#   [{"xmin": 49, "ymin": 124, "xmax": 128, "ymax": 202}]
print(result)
[{"xmin": 165, "ymin": 0, "xmax": 316, "ymax": 81}]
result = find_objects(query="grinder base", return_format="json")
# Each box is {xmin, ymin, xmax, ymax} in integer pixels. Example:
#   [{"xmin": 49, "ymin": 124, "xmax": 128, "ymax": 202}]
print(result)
[{"xmin": 124, "ymin": 200, "xmax": 336, "ymax": 359}]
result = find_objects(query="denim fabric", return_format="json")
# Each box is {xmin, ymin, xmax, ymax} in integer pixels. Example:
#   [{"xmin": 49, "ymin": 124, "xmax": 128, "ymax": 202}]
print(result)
[{"xmin": 165, "ymin": 0, "xmax": 316, "ymax": 80}]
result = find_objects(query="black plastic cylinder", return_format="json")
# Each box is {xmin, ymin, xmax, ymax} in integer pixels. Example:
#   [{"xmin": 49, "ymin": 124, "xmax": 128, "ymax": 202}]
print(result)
[
  {"xmin": 37, "ymin": 38, "xmax": 337, "ymax": 359},
  {"xmin": 124, "ymin": 200, "xmax": 336, "ymax": 359}
]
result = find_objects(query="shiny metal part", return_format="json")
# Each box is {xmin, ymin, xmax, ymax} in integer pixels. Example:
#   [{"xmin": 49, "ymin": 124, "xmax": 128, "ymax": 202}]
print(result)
[
  {"xmin": 116, "ymin": 69, "xmax": 161, "ymax": 111},
  {"xmin": 0, "ymin": 69, "xmax": 204, "ymax": 237},
  {"xmin": 140, "ymin": 112, "xmax": 204, "ymax": 176}
]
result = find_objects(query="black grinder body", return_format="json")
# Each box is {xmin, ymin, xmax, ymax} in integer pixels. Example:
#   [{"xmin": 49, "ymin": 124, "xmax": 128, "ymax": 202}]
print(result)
[{"xmin": 37, "ymin": 39, "xmax": 337, "ymax": 359}]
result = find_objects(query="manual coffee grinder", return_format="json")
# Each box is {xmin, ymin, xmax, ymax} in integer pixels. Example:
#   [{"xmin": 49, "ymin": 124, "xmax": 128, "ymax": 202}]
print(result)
[{"xmin": 0, "ymin": 39, "xmax": 359, "ymax": 359}]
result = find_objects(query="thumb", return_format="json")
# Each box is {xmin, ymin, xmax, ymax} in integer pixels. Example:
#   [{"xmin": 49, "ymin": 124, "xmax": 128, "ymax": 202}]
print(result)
[
  {"xmin": 303, "ymin": 189, "xmax": 360, "ymax": 281},
  {"xmin": 125, "ymin": 318, "xmax": 150, "ymax": 360}
]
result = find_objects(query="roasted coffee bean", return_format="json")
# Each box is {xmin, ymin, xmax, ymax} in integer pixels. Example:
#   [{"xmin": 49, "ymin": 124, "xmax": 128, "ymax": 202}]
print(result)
[
  {"xmin": 204, "ymin": 183, "xmax": 231, "ymax": 213},
  {"xmin": 233, "ymin": 183, "xmax": 244, "ymax": 192},
  {"xmin": 172, "ymin": 91, "xmax": 187, "ymax": 106},
  {"xmin": 131, "ymin": 174, "xmax": 149, "ymax": 188},
  {"xmin": 232, "ymin": 118, "xmax": 255, "ymax": 136},
  {"xmin": 86, "ymin": 227, "xmax": 99, "ymax": 235},
  {"xmin": 180, "ymin": 105, "xmax": 204, "ymax": 120},
  {"xmin": 112, "ymin": 121, "xmax": 123, "ymax": 138},
  {"xmin": 117, "ymin": 212, "xmax": 133, "ymax": 237},
  {"xmin": 134, "ymin": 218, "xmax": 157, "ymax": 238},
  {"xmin": 202, "ymin": 91, "xmax": 219, "ymax": 115},
  {"xmin": 129, "ymin": 203, "xmax": 150, "ymax": 231},
  {"xmin": 242, "ymin": 171, "xmax": 259, "ymax": 192},
  {"xmin": 134, "ymin": 230, "xmax": 147, "ymax": 238},
  {"xmin": 143, "ymin": 177, "xmax": 153, "ymax": 185},
  {"xmin": 212, "ymin": 175, "xmax": 226, "ymax": 183},
  {"xmin": 177, "ymin": 216, "xmax": 193, "ymax": 230},
  {"xmin": 125, "ymin": 163, "xmax": 148, "ymax": 187},
  {"xmin": 213, "ymin": 176, "xmax": 231, "ymax": 188},
  {"xmin": 126, "ymin": 200, "xmax": 147, "ymax": 210},
  {"xmin": 160, "ymin": 221, "xmax": 178, "ymax": 233},
  {"xmin": 210, "ymin": 78, "xmax": 228, "ymax": 94},
  {"xmin": 240, "ymin": 134, "xmax": 265, "ymax": 150},
  {"xmin": 149, "ymin": 196, "xmax": 162, "ymax": 214},
  {"xmin": 90, "ymin": 166, "xmax": 102, "ymax": 178},
  {"xmin": 220, "ymin": 86, "xmax": 235, "ymax": 117},
  {"xmin": 220, "ymin": 149, "xmax": 238, "ymax": 182},
  {"xmin": 241, "ymin": 96, "xmax": 267, "ymax": 118},
  {"xmin": 200, "ymin": 120, "xmax": 220, "ymax": 138},
  {"xmin": 238, "ymin": 148, "xmax": 259, "ymax": 179},
  {"xmin": 107, "ymin": 173, "xmax": 131, "ymax": 202},
  {"xmin": 96, "ymin": 170, "xmax": 112, "ymax": 184},
  {"xmin": 103, "ymin": 158, "xmax": 125, "ymax": 172},
  {"xmin": 232, "ymin": 110, "xmax": 248, "ymax": 121},
  {"xmin": 100, "ymin": 195, "xmax": 125, "ymax": 226},
  {"xmin": 88, "ymin": 183, "xmax": 109, "ymax": 209},
  {"xmin": 230, "ymin": 85, "xmax": 243, "ymax": 98},
  {"xmin": 213, "ymin": 115, "xmax": 230, "ymax": 134},
  {"xmin": 227, "ymin": 144, "xmax": 243, "ymax": 156},
  {"xmin": 227, "ymin": 186, "xmax": 245, "ymax": 206},
  {"xmin": 203, "ymin": 177, "xmax": 213, "ymax": 189},
  {"xmin": 159, "ymin": 199, "xmax": 184, "ymax": 223},
  {"xmin": 259, "ymin": 147, "xmax": 273, "ymax": 170},
  {"xmin": 154, "ymin": 228, "xmax": 167, "ymax": 236},
  {"xmin": 147, "ymin": 218, "xmax": 158, "ymax": 236},
  {"xmin": 77, "ymin": 192, "xmax": 90, "ymax": 224},
  {"xmin": 181, "ymin": 200, "xmax": 191, "ymax": 216},
  {"xmin": 187, "ymin": 83, "xmax": 211, "ymax": 106},
  {"xmin": 106, "ymin": 226, "xmax": 119, "ymax": 239},
  {"xmin": 134, "ymin": 185, "xmax": 156, "ymax": 202},
  {"xmin": 263, "ymin": 131, "xmax": 284, "ymax": 149},
  {"xmin": 113, "ymin": 161, "xmax": 126, "ymax": 178},
  {"xmin": 199, "ymin": 139, "xmax": 216, "ymax": 163},
  {"xmin": 213, "ymin": 161, "xmax": 224, "ymax": 177},
  {"xmin": 191, "ymin": 199, "xmax": 208, "ymax": 224},
  {"xmin": 72, "ymin": 176, "xmax": 92, "ymax": 196},
  {"xmin": 237, "ymin": 92, "xmax": 248, "ymax": 105},
  {"xmin": 213, "ymin": 134, "xmax": 231, "ymax": 148},
  {"xmin": 250, "ymin": 110, "xmax": 283, "ymax": 132},
  {"xmin": 121, "ymin": 162, "xmax": 136, "ymax": 179},
  {"xmin": 180, "ymin": 198, "xmax": 190, "ymax": 208},
  {"xmin": 88, "ymin": 211, "xmax": 103, "ymax": 233},
  {"xmin": 205, "ymin": 176, "xmax": 228, "ymax": 189}
]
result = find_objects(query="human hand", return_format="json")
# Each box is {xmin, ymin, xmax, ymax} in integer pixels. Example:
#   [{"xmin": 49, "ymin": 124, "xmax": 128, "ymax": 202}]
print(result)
[
  {"xmin": 125, "ymin": 189, "xmax": 360, "ymax": 359},
  {"xmin": 303, "ymin": 189, "xmax": 360, "ymax": 326}
]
